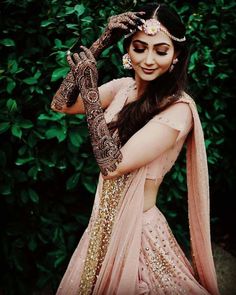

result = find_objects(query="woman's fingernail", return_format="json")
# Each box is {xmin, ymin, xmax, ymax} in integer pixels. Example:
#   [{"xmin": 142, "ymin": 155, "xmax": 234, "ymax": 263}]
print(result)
[{"xmin": 67, "ymin": 50, "xmax": 71, "ymax": 55}]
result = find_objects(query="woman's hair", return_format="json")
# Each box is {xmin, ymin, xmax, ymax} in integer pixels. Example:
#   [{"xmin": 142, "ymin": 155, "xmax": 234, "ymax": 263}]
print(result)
[{"xmin": 108, "ymin": 3, "xmax": 189, "ymax": 146}]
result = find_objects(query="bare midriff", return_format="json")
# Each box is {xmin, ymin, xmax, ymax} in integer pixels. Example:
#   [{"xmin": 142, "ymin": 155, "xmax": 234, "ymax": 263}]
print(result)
[{"xmin": 143, "ymin": 178, "xmax": 162, "ymax": 212}]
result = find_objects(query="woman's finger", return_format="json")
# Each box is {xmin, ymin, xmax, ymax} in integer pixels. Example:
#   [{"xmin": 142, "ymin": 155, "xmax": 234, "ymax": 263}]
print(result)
[
  {"xmin": 66, "ymin": 53, "xmax": 75, "ymax": 70},
  {"xmin": 80, "ymin": 46, "xmax": 96, "ymax": 62},
  {"xmin": 112, "ymin": 23, "xmax": 129, "ymax": 31},
  {"xmin": 73, "ymin": 53, "xmax": 80, "ymax": 63},
  {"xmin": 78, "ymin": 51, "xmax": 86, "ymax": 60}
]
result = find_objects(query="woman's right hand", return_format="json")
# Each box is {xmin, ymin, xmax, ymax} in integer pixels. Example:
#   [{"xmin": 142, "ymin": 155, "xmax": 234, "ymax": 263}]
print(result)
[
  {"xmin": 90, "ymin": 11, "xmax": 145, "ymax": 59},
  {"xmin": 105, "ymin": 11, "xmax": 145, "ymax": 40}
]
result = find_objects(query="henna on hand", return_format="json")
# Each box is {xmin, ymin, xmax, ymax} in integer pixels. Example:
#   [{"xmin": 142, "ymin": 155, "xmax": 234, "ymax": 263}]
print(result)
[
  {"xmin": 51, "ymin": 11, "xmax": 145, "ymax": 112},
  {"xmin": 90, "ymin": 11, "xmax": 145, "ymax": 58},
  {"xmin": 67, "ymin": 46, "xmax": 123, "ymax": 176}
]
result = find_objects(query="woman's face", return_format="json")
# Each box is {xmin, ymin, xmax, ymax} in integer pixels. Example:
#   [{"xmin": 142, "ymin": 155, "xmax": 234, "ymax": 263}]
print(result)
[{"xmin": 127, "ymin": 29, "xmax": 176, "ymax": 83}]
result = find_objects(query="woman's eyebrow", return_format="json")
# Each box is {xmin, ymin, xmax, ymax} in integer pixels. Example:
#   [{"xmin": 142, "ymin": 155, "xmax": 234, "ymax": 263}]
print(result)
[{"xmin": 132, "ymin": 40, "xmax": 170, "ymax": 47}]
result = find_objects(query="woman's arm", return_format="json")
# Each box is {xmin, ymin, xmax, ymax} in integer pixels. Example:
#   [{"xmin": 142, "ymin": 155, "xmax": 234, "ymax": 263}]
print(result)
[
  {"xmin": 104, "ymin": 102, "xmax": 193, "ymax": 179},
  {"xmin": 51, "ymin": 12, "xmax": 143, "ymax": 114},
  {"xmin": 68, "ymin": 47, "xmax": 193, "ymax": 178},
  {"xmin": 51, "ymin": 78, "xmax": 128, "ymax": 115}
]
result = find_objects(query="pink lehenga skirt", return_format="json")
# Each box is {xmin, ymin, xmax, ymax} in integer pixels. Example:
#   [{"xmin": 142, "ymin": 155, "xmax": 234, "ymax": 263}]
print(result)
[{"xmin": 138, "ymin": 205, "xmax": 210, "ymax": 295}]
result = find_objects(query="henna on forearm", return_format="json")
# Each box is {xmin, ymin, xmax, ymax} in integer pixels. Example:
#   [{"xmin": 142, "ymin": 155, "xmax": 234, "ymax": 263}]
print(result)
[
  {"xmin": 68, "ymin": 47, "xmax": 122, "ymax": 175},
  {"xmin": 51, "ymin": 34, "xmax": 112, "ymax": 112},
  {"xmin": 51, "ymin": 71, "xmax": 78, "ymax": 110},
  {"xmin": 51, "ymin": 12, "xmax": 144, "ymax": 112}
]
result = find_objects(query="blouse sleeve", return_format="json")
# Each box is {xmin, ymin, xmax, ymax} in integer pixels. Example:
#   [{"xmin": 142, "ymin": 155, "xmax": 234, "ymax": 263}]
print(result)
[
  {"xmin": 148, "ymin": 101, "xmax": 193, "ymax": 142},
  {"xmin": 99, "ymin": 77, "xmax": 132, "ymax": 102}
]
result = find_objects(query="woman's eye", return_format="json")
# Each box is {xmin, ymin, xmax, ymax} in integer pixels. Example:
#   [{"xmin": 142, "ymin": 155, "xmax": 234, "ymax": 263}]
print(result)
[
  {"xmin": 133, "ymin": 48, "xmax": 145, "ymax": 53},
  {"xmin": 156, "ymin": 51, "xmax": 167, "ymax": 56}
]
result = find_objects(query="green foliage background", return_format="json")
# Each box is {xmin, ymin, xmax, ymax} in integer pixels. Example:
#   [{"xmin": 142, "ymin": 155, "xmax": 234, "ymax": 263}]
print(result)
[{"xmin": 0, "ymin": 0, "xmax": 235, "ymax": 294}]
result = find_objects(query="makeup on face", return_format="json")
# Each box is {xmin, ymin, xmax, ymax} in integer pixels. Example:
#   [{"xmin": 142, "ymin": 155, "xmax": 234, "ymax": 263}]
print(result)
[
  {"xmin": 127, "ymin": 31, "xmax": 175, "ymax": 85},
  {"xmin": 132, "ymin": 40, "xmax": 171, "ymax": 56}
]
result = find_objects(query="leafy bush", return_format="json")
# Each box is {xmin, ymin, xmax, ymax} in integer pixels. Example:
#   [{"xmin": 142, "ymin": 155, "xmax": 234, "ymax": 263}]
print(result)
[{"xmin": 0, "ymin": 0, "xmax": 235, "ymax": 294}]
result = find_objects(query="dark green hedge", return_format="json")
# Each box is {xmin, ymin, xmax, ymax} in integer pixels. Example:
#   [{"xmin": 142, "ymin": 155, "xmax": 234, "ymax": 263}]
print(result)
[{"xmin": 0, "ymin": 0, "xmax": 235, "ymax": 294}]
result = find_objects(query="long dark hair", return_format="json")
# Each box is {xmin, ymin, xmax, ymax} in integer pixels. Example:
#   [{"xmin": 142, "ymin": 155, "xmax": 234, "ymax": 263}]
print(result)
[{"xmin": 108, "ymin": 3, "xmax": 189, "ymax": 146}]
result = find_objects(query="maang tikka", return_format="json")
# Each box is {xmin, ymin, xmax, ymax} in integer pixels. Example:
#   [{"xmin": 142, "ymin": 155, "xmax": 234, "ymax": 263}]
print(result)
[{"xmin": 125, "ymin": 5, "xmax": 186, "ymax": 42}]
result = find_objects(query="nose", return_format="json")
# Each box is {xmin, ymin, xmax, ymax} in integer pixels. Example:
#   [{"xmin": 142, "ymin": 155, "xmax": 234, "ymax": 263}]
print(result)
[{"xmin": 144, "ymin": 50, "xmax": 155, "ymax": 65}]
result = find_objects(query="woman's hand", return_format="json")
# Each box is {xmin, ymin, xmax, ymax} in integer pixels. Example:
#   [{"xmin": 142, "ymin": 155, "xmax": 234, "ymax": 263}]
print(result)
[
  {"xmin": 105, "ymin": 11, "xmax": 144, "ymax": 40},
  {"xmin": 67, "ymin": 46, "xmax": 123, "ymax": 176},
  {"xmin": 90, "ymin": 11, "xmax": 145, "ymax": 58},
  {"xmin": 67, "ymin": 46, "xmax": 98, "ymax": 96}
]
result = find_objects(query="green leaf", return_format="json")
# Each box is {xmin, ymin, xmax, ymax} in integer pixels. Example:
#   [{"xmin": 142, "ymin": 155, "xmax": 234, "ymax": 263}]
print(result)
[
  {"xmin": 51, "ymin": 67, "xmax": 69, "ymax": 82},
  {"xmin": 7, "ymin": 98, "xmax": 17, "ymax": 112},
  {"xmin": 11, "ymin": 124, "xmax": 22, "ymax": 138},
  {"xmin": 28, "ymin": 166, "xmax": 39, "ymax": 180},
  {"xmin": 0, "ymin": 183, "xmax": 12, "ymax": 195},
  {"xmin": 74, "ymin": 4, "xmax": 85, "ymax": 16},
  {"xmin": 28, "ymin": 188, "xmax": 39, "ymax": 203},
  {"xmin": 38, "ymin": 112, "xmax": 65, "ymax": 121},
  {"xmin": 8, "ymin": 60, "xmax": 18, "ymax": 74},
  {"xmin": 41, "ymin": 19, "xmax": 55, "ymax": 27},
  {"xmin": 69, "ymin": 131, "xmax": 83, "ymax": 148},
  {"xmin": 6, "ymin": 79, "xmax": 16, "ymax": 94},
  {"xmin": 23, "ymin": 77, "xmax": 38, "ymax": 85},
  {"xmin": 82, "ymin": 175, "xmax": 96, "ymax": 193},
  {"xmin": 0, "ymin": 38, "xmax": 15, "ymax": 46},
  {"xmin": 66, "ymin": 172, "xmax": 80, "ymax": 190},
  {"xmin": 0, "ymin": 122, "xmax": 10, "ymax": 134},
  {"xmin": 45, "ymin": 127, "xmax": 67, "ymax": 142},
  {"xmin": 66, "ymin": 24, "xmax": 79, "ymax": 30},
  {"xmin": 15, "ymin": 157, "xmax": 34, "ymax": 165},
  {"xmin": 18, "ymin": 120, "xmax": 34, "ymax": 129}
]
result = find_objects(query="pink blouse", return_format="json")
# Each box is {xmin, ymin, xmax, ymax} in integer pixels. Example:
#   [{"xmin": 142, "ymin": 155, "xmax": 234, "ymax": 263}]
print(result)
[{"xmin": 103, "ymin": 77, "xmax": 193, "ymax": 184}]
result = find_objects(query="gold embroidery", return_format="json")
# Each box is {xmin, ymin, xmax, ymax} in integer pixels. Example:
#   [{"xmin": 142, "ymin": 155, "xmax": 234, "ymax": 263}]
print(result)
[{"xmin": 78, "ymin": 173, "xmax": 132, "ymax": 294}]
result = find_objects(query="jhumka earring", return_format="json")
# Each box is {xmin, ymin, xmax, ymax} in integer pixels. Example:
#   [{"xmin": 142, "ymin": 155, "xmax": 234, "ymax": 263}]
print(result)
[
  {"xmin": 169, "ymin": 58, "xmax": 178, "ymax": 72},
  {"xmin": 122, "ymin": 53, "xmax": 133, "ymax": 70}
]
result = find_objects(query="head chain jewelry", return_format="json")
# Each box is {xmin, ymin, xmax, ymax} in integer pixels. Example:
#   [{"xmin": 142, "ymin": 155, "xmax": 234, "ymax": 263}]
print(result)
[{"xmin": 125, "ymin": 5, "xmax": 186, "ymax": 42}]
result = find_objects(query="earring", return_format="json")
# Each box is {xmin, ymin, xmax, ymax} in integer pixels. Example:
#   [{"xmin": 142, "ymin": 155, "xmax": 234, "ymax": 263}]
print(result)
[
  {"xmin": 122, "ymin": 53, "xmax": 133, "ymax": 70},
  {"xmin": 169, "ymin": 58, "xmax": 178, "ymax": 72}
]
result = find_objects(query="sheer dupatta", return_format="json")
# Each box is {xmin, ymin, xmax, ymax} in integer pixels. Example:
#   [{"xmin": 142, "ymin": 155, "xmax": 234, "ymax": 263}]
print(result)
[{"xmin": 182, "ymin": 94, "xmax": 220, "ymax": 295}]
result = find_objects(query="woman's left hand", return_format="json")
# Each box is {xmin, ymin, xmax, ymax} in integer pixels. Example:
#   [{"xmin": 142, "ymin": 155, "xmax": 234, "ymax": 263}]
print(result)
[{"xmin": 67, "ymin": 46, "xmax": 98, "ymax": 92}]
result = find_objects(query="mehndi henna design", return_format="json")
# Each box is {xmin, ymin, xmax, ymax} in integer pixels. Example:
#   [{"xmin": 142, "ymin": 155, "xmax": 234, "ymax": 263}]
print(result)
[
  {"xmin": 67, "ymin": 46, "xmax": 122, "ymax": 176},
  {"xmin": 51, "ymin": 12, "xmax": 144, "ymax": 111},
  {"xmin": 90, "ymin": 12, "xmax": 145, "ymax": 57}
]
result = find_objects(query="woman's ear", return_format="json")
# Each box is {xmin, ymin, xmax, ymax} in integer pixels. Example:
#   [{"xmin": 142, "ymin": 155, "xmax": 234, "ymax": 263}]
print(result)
[{"xmin": 173, "ymin": 50, "xmax": 180, "ymax": 59}]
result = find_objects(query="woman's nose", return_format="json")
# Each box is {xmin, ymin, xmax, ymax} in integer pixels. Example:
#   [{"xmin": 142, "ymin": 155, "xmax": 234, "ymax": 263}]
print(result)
[{"xmin": 144, "ymin": 51, "xmax": 155, "ymax": 65}]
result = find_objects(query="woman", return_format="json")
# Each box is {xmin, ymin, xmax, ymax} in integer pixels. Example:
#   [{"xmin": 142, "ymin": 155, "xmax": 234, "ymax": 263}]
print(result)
[{"xmin": 51, "ymin": 3, "xmax": 220, "ymax": 295}]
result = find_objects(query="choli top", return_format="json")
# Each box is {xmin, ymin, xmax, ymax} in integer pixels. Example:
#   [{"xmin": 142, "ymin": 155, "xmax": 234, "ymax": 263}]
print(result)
[{"xmin": 103, "ymin": 77, "xmax": 193, "ymax": 183}]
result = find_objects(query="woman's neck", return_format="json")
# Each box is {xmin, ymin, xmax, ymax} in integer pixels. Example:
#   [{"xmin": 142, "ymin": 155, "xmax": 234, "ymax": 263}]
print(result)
[{"xmin": 134, "ymin": 74, "xmax": 149, "ymax": 97}]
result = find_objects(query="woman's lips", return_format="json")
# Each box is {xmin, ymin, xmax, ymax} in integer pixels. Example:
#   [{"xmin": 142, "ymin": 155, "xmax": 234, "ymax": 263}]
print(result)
[{"xmin": 141, "ymin": 67, "xmax": 157, "ymax": 74}]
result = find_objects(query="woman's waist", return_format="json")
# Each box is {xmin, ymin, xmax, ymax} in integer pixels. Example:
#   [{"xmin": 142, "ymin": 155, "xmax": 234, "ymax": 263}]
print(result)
[{"xmin": 143, "ymin": 178, "xmax": 162, "ymax": 212}]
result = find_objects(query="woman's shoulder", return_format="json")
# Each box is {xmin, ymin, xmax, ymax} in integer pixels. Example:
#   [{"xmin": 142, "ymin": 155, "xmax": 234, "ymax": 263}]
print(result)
[
  {"xmin": 108, "ymin": 76, "xmax": 134, "ymax": 86},
  {"xmin": 176, "ymin": 91, "xmax": 196, "ymax": 106}
]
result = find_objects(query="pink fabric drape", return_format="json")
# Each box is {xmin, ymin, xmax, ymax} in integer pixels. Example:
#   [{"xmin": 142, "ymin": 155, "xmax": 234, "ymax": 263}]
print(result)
[{"xmin": 183, "ymin": 95, "xmax": 220, "ymax": 295}]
